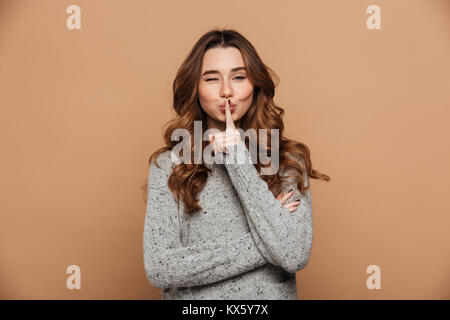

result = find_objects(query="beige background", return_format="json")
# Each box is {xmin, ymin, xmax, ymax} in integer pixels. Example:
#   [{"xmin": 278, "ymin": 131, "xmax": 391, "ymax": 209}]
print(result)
[{"xmin": 0, "ymin": 0, "xmax": 449, "ymax": 299}]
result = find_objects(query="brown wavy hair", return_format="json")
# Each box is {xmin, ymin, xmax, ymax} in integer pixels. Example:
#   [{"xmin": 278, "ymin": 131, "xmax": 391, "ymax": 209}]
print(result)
[{"xmin": 141, "ymin": 28, "xmax": 330, "ymax": 214}]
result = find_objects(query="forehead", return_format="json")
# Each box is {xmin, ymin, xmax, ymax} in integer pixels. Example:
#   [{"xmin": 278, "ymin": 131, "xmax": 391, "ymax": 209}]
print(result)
[{"xmin": 201, "ymin": 47, "xmax": 245, "ymax": 72}]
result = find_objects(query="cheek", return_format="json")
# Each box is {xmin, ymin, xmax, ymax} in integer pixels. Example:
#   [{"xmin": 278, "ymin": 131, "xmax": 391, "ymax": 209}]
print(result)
[
  {"xmin": 236, "ymin": 83, "xmax": 254, "ymax": 100},
  {"xmin": 198, "ymin": 85, "xmax": 219, "ymax": 115},
  {"xmin": 198, "ymin": 83, "xmax": 216, "ymax": 101}
]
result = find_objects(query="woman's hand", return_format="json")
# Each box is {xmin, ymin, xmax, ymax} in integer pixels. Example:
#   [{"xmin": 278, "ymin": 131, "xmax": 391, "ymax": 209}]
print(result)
[
  {"xmin": 208, "ymin": 99, "xmax": 242, "ymax": 155},
  {"xmin": 276, "ymin": 189, "xmax": 301, "ymax": 213}
]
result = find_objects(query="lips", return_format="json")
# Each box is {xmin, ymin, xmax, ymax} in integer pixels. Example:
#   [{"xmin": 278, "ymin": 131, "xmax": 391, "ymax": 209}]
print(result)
[
  {"xmin": 219, "ymin": 101, "xmax": 236, "ymax": 113},
  {"xmin": 219, "ymin": 101, "xmax": 236, "ymax": 108},
  {"xmin": 219, "ymin": 105, "xmax": 235, "ymax": 112}
]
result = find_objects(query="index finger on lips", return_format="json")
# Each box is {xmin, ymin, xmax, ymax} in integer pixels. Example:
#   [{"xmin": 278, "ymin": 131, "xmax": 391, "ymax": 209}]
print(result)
[{"xmin": 225, "ymin": 99, "xmax": 236, "ymax": 131}]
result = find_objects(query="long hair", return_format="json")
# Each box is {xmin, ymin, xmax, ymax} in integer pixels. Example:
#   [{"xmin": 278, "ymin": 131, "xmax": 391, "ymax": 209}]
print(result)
[{"xmin": 141, "ymin": 28, "xmax": 330, "ymax": 214}]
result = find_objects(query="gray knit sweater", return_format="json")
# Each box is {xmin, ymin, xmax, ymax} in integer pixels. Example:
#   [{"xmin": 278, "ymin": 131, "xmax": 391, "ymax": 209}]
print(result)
[{"xmin": 143, "ymin": 140, "xmax": 313, "ymax": 299}]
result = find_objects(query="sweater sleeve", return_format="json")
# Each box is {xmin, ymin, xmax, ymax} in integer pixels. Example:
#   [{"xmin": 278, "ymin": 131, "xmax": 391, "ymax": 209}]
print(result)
[
  {"xmin": 143, "ymin": 155, "xmax": 268, "ymax": 290},
  {"xmin": 223, "ymin": 140, "xmax": 313, "ymax": 273}
]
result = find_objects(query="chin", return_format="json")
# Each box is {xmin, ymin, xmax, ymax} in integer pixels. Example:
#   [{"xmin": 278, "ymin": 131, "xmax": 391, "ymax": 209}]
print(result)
[{"xmin": 222, "ymin": 112, "xmax": 237, "ymax": 120}]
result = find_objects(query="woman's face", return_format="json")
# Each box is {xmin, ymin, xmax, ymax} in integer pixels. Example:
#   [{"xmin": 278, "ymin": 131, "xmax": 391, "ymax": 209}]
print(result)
[{"xmin": 198, "ymin": 46, "xmax": 254, "ymax": 131}]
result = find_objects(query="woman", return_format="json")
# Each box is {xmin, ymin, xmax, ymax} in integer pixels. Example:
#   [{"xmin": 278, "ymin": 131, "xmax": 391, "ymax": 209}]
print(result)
[{"xmin": 142, "ymin": 29, "xmax": 330, "ymax": 300}]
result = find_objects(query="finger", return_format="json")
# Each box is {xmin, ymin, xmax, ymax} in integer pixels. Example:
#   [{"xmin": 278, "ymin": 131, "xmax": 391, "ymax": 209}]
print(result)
[
  {"xmin": 283, "ymin": 201, "xmax": 300, "ymax": 211},
  {"xmin": 217, "ymin": 135, "xmax": 234, "ymax": 145},
  {"xmin": 283, "ymin": 202, "xmax": 300, "ymax": 212},
  {"xmin": 216, "ymin": 128, "xmax": 239, "ymax": 144},
  {"xmin": 209, "ymin": 135, "xmax": 216, "ymax": 155},
  {"xmin": 213, "ymin": 137, "xmax": 227, "ymax": 154},
  {"xmin": 216, "ymin": 133, "xmax": 240, "ymax": 153},
  {"xmin": 225, "ymin": 99, "xmax": 236, "ymax": 131},
  {"xmin": 279, "ymin": 189, "xmax": 294, "ymax": 204},
  {"xmin": 283, "ymin": 200, "xmax": 300, "ymax": 208},
  {"xmin": 222, "ymin": 137, "xmax": 241, "ymax": 148},
  {"xmin": 214, "ymin": 132, "xmax": 226, "ymax": 141},
  {"xmin": 226, "ymin": 130, "xmax": 241, "ymax": 143},
  {"xmin": 213, "ymin": 134, "xmax": 226, "ymax": 147},
  {"xmin": 221, "ymin": 133, "xmax": 241, "ymax": 148},
  {"xmin": 276, "ymin": 192, "xmax": 284, "ymax": 201}
]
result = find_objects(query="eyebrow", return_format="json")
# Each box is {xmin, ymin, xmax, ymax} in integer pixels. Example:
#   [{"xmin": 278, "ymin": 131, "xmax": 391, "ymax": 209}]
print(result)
[{"xmin": 202, "ymin": 67, "xmax": 246, "ymax": 76}]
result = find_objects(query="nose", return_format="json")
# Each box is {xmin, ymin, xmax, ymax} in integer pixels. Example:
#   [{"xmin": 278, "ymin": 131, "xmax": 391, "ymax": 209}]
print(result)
[{"xmin": 220, "ymin": 78, "xmax": 234, "ymax": 98}]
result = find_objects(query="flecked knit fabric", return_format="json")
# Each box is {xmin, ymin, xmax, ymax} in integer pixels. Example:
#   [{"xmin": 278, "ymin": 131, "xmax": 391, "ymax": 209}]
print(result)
[{"xmin": 143, "ymin": 139, "xmax": 313, "ymax": 299}]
